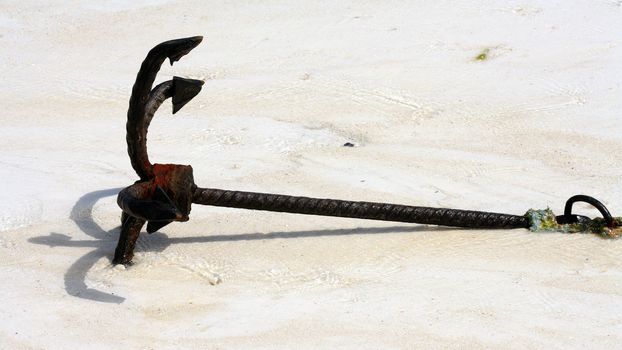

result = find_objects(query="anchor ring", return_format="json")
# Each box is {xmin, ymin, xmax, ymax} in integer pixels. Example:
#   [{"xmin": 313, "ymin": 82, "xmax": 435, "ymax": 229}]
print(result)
[{"xmin": 557, "ymin": 195, "xmax": 614, "ymax": 228}]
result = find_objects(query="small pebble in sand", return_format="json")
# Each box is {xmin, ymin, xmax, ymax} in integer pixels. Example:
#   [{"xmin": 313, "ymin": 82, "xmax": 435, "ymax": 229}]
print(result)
[
  {"xmin": 208, "ymin": 274, "xmax": 223, "ymax": 285},
  {"xmin": 343, "ymin": 142, "xmax": 355, "ymax": 147}
]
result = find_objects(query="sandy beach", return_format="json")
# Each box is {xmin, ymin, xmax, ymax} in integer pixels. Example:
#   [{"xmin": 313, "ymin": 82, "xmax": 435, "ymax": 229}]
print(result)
[{"xmin": 1, "ymin": 1, "xmax": 621, "ymax": 348}]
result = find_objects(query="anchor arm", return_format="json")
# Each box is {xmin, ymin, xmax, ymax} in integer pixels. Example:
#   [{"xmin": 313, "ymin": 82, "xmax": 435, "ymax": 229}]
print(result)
[
  {"xmin": 115, "ymin": 37, "xmax": 204, "ymax": 264},
  {"xmin": 127, "ymin": 36, "xmax": 203, "ymax": 181}
]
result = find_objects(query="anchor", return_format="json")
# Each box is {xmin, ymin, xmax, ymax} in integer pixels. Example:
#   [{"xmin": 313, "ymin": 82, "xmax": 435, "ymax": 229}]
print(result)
[{"xmin": 114, "ymin": 36, "xmax": 621, "ymax": 265}]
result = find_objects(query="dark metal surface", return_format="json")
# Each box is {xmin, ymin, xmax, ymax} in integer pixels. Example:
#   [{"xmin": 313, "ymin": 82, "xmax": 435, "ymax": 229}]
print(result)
[
  {"xmin": 126, "ymin": 36, "xmax": 203, "ymax": 181},
  {"xmin": 193, "ymin": 187, "xmax": 531, "ymax": 229},
  {"xmin": 557, "ymin": 194, "xmax": 614, "ymax": 228},
  {"xmin": 114, "ymin": 36, "xmax": 204, "ymax": 264}
]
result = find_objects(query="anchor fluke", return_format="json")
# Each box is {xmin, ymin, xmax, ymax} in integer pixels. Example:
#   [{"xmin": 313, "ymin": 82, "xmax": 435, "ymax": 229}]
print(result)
[
  {"xmin": 172, "ymin": 76, "xmax": 204, "ymax": 114},
  {"xmin": 165, "ymin": 36, "xmax": 203, "ymax": 65}
]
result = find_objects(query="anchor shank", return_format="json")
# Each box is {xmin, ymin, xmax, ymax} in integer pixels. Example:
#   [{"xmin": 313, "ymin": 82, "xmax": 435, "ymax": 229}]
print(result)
[{"xmin": 192, "ymin": 187, "xmax": 531, "ymax": 229}]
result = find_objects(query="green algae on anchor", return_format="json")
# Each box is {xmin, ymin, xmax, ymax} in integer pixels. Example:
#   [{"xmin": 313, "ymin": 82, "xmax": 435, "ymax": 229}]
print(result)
[{"xmin": 525, "ymin": 208, "xmax": 621, "ymax": 238}]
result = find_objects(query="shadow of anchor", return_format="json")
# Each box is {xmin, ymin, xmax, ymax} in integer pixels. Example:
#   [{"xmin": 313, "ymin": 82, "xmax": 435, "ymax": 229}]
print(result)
[
  {"xmin": 30, "ymin": 188, "xmax": 130, "ymax": 304},
  {"xmin": 28, "ymin": 188, "xmax": 443, "ymax": 304}
]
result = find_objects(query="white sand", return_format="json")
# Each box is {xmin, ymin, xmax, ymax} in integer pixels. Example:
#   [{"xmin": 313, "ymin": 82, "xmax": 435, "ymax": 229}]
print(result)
[{"xmin": 1, "ymin": 1, "xmax": 621, "ymax": 348}]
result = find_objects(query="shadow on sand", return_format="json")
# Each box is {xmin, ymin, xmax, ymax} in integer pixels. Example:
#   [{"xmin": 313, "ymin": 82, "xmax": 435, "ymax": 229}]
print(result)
[{"xmin": 29, "ymin": 188, "xmax": 454, "ymax": 304}]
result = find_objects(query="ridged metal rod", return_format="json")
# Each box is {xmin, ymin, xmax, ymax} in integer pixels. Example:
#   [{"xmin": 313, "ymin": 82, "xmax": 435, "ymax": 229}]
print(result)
[{"xmin": 193, "ymin": 187, "xmax": 531, "ymax": 229}]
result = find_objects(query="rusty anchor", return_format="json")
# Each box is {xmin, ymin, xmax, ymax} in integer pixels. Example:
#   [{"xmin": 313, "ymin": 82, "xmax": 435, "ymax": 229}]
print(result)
[{"xmin": 114, "ymin": 36, "xmax": 620, "ymax": 265}]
